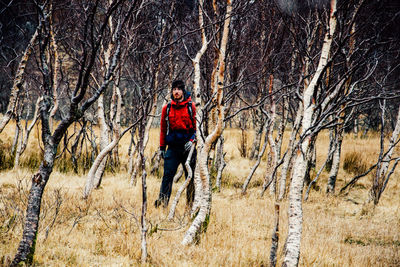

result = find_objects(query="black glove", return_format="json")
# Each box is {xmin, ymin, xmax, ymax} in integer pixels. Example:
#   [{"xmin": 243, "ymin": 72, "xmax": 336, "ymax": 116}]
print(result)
[
  {"xmin": 184, "ymin": 141, "xmax": 193, "ymax": 152},
  {"xmin": 159, "ymin": 148, "xmax": 166, "ymax": 159}
]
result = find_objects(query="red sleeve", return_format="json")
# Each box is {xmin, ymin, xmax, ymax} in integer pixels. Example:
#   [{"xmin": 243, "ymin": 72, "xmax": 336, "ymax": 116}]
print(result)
[
  {"xmin": 192, "ymin": 102, "xmax": 196, "ymax": 132},
  {"xmin": 159, "ymin": 105, "xmax": 168, "ymax": 149},
  {"xmin": 190, "ymin": 102, "xmax": 197, "ymax": 142}
]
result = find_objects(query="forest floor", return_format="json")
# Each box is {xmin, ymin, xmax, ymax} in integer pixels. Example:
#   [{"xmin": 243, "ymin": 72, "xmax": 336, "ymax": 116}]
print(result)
[{"xmin": 1, "ymin": 128, "xmax": 400, "ymax": 266}]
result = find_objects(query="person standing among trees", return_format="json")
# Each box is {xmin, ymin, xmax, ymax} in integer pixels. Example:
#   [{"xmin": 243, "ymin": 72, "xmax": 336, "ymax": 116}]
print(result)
[{"xmin": 155, "ymin": 80, "xmax": 196, "ymax": 208}]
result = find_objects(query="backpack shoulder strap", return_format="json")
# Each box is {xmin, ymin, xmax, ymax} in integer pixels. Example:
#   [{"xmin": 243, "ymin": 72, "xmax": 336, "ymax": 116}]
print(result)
[
  {"xmin": 166, "ymin": 102, "xmax": 172, "ymax": 117},
  {"xmin": 187, "ymin": 101, "xmax": 195, "ymax": 128},
  {"xmin": 166, "ymin": 102, "xmax": 171, "ymax": 134}
]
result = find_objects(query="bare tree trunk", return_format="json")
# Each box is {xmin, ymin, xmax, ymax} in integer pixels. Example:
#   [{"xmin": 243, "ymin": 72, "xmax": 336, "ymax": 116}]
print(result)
[
  {"xmin": 353, "ymin": 116, "xmax": 359, "ymax": 138},
  {"xmin": 325, "ymin": 126, "xmax": 335, "ymax": 172},
  {"xmin": 264, "ymin": 75, "xmax": 278, "ymax": 195},
  {"xmin": 326, "ymin": 22, "xmax": 356, "ymax": 193},
  {"xmin": 95, "ymin": 93, "xmax": 111, "ymax": 188},
  {"xmin": 182, "ymin": 0, "xmax": 232, "ymax": 245},
  {"xmin": 11, "ymin": 116, "xmax": 21, "ymax": 156},
  {"xmin": 140, "ymin": 149, "xmax": 148, "ymax": 263},
  {"xmin": 127, "ymin": 130, "xmax": 137, "ymax": 175},
  {"xmin": 242, "ymin": 122, "xmax": 269, "ymax": 194},
  {"xmin": 283, "ymin": 1, "xmax": 337, "ymax": 265},
  {"xmin": 268, "ymin": 121, "xmax": 278, "ymax": 194},
  {"xmin": 168, "ymin": 144, "xmax": 196, "ymax": 220},
  {"xmin": 70, "ymin": 120, "xmax": 87, "ymax": 173},
  {"xmin": 14, "ymin": 97, "xmax": 41, "ymax": 168},
  {"xmin": 304, "ymin": 136, "xmax": 316, "ymax": 187},
  {"xmin": 183, "ymin": 0, "xmax": 208, "ymax": 221},
  {"xmin": 270, "ymin": 202, "xmax": 280, "ymax": 267},
  {"xmin": 275, "ymin": 98, "xmax": 288, "ymax": 159},
  {"xmin": 183, "ymin": 0, "xmax": 209, "ymax": 244},
  {"xmin": 326, "ymin": 128, "xmax": 343, "ymax": 194},
  {"xmin": 0, "ymin": 20, "xmax": 42, "ymax": 133},
  {"xmin": 173, "ymin": 166, "xmax": 184, "ymax": 183},
  {"xmin": 11, "ymin": 158, "xmax": 54, "ymax": 266},
  {"xmin": 93, "ymin": 3, "xmax": 118, "ymax": 183},
  {"xmin": 371, "ymin": 102, "xmax": 400, "ymax": 204},
  {"xmin": 278, "ymin": 105, "xmax": 303, "ymax": 200},
  {"xmin": 305, "ymin": 135, "xmax": 337, "ymax": 199},
  {"xmin": 249, "ymin": 110, "xmax": 264, "ymax": 160},
  {"xmin": 215, "ymin": 136, "xmax": 226, "ymax": 192},
  {"xmin": 48, "ymin": 4, "xmax": 60, "ymax": 133},
  {"xmin": 84, "ymin": 87, "xmax": 122, "ymax": 198}
]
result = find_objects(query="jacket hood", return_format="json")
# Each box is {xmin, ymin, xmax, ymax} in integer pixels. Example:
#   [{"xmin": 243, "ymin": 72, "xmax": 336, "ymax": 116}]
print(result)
[{"xmin": 171, "ymin": 91, "xmax": 192, "ymax": 107}]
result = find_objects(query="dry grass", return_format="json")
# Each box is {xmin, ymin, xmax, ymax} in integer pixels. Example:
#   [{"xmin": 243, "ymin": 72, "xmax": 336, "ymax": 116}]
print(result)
[{"xmin": 1, "ymin": 121, "xmax": 400, "ymax": 266}]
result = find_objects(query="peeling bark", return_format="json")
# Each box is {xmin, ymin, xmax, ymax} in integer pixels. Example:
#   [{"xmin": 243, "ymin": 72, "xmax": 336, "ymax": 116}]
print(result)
[
  {"xmin": 84, "ymin": 87, "xmax": 122, "ymax": 198},
  {"xmin": 326, "ymin": 129, "xmax": 342, "ymax": 194},
  {"xmin": 14, "ymin": 97, "xmax": 41, "ymax": 168},
  {"xmin": 182, "ymin": 0, "xmax": 232, "ymax": 246},
  {"xmin": 278, "ymin": 105, "xmax": 303, "ymax": 200},
  {"xmin": 215, "ymin": 136, "xmax": 226, "ymax": 192},
  {"xmin": 0, "ymin": 19, "xmax": 42, "ymax": 133},
  {"xmin": 371, "ymin": 103, "xmax": 400, "ymax": 204},
  {"xmin": 168, "ymin": 144, "xmax": 196, "ymax": 220},
  {"xmin": 283, "ymin": 1, "xmax": 337, "ymax": 265}
]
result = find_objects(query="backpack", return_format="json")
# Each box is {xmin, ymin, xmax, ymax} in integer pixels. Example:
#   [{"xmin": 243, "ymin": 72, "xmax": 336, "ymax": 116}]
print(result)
[{"xmin": 165, "ymin": 101, "xmax": 195, "ymax": 135}]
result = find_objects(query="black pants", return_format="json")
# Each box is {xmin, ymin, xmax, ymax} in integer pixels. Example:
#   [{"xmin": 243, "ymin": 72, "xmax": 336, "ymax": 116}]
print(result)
[{"xmin": 158, "ymin": 145, "xmax": 196, "ymax": 206}]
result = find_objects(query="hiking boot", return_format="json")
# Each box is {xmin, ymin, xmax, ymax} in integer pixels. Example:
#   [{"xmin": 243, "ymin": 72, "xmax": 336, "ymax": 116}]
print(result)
[{"xmin": 154, "ymin": 199, "xmax": 162, "ymax": 208}]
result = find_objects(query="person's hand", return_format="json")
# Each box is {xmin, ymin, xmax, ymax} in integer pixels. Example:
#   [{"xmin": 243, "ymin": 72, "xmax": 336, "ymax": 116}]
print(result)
[
  {"xmin": 184, "ymin": 141, "xmax": 193, "ymax": 152},
  {"xmin": 159, "ymin": 148, "xmax": 165, "ymax": 159}
]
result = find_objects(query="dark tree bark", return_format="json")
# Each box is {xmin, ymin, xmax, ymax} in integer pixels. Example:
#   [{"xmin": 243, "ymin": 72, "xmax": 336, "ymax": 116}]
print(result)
[{"xmin": 11, "ymin": 1, "xmax": 134, "ymax": 264}]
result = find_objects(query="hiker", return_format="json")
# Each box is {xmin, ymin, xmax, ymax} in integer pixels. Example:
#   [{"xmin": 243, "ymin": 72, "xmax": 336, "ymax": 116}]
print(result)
[{"xmin": 155, "ymin": 80, "xmax": 196, "ymax": 208}]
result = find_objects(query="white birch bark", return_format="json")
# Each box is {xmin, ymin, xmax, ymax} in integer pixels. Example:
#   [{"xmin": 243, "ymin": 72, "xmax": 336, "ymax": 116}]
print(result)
[
  {"xmin": 182, "ymin": 0, "xmax": 232, "ymax": 246},
  {"xmin": 249, "ymin": 113, "xmax": 264, "ymax": 160},
  {"xmin": 370, "ymin": 104, "xmax": 400, "ymax": 203},
  {"xmin": 276, "ymin": 98, "xmax": 288, "ymax": 163},
  {"xmin": 0, "ymin": 22, "xmax": 41, "ymax": 133},
  {"xmin": 353, "ymin": 116, "xmax": 359, "ymax": 137},
  {"xmin": 168, "ymin": 144, "xmax": 196, "ymax": 220},
  {"xmin": 93, "ymin": 0, "xmax": 116, "ymax": 184},
  {"xmin": 140, "ymin": 150, "xmax": 148, "ymax": 263},
  {"xmin": 127, "ymin": 132, "xmax": 137, "ymax": 176},
  {"xmin": 215, "ymin": 136, "xmax": 226, "ymax": 192},
  {"xmin": 268, "ymin": 86, "xmax": 278, "ymax": 195},
  {"xmin": 326, "ymin": 23, "xmax": 356, "ymax": 193},
  {"xmin": 95, "ymin": 94, "xmax": 111, "ymax": 186},
  {"xmin": 379, "ymin": 107, "xmax": 400, "ymax": 178},
  {"xmin": 11, "ymin": 117, "xmax": 21, "ymax": 155},
  {"xmin": 14, "ymin": 97, "xmax": 41, "ymax": 168},
  {"xmin": 187, "ymin": 0, "xmax": 208, "ymax": 216},
  {"xmin": 326, "ymin": 132, "xmax": 342, "ymax": 193},
  {"xmin": 84, "ymin": 87, "xmax": 121, "ymax": 198},
  {"xmin": 270, "ymin": 202, "xmax": 280, "ymax": 267},
  {"xmin": 173, "ymin": 166, "xmax": 184, "ymax": 183},
  {"xmin": 48, "ymin": 5, "xmax": 60, "ymax": 133},
  {"xmin": 278, "ymin": 105, "xmax": 303, "ymax": 200},
  {"xmin": 283, "ymin": 1, "xmax": 337, "ymax": 265}
]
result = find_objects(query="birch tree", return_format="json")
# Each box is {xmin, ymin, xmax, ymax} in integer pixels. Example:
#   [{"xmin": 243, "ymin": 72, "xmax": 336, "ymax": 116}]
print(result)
[
  {"xmin": 11, "ymin": 1, "xmax": 134, "ymax": 265},
  {"xmin": 0, "ymin": 15, "xmax": 42, "ymax": 133},
  {"xmin": 283, "ymin": 1, "xmax": 337, "ymax": 265},
  {"xmin": 182, "ymin": 0, "xmax": 233, "ymax": 245},
  {"xmin": 370, "ymin": 100, "xmax": 400, "ymax": 204}
]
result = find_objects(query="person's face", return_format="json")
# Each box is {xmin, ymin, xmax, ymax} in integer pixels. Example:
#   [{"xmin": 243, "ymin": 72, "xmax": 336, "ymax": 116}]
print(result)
[{"xmin": 172, "ymin": 87, "xmax": 184, "ymax": 102}]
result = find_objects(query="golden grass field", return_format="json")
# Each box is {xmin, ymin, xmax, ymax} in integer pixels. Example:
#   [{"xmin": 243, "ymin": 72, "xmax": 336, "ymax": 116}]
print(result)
[{"xmin": 0, "ymin": 122, "xmax": 399, "ymax": 266}]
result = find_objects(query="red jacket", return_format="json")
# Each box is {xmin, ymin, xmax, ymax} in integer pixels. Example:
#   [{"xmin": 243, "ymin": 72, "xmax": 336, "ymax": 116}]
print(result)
[{"xmin": 160, "ymin": 96, "xmax": 196, "ymax": 149}]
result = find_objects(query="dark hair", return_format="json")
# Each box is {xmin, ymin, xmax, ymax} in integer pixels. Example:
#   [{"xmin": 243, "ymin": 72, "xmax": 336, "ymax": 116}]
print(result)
[{"xmin": 171, "ymin": 80, "xmax": 185, "ymax": 91}]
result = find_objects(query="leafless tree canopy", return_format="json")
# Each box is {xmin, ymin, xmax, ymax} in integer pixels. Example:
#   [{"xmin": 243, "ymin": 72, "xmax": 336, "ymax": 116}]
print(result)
[{"xmin": 0, "ymin": 0, "xmax": 400, "ymax": 265}]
